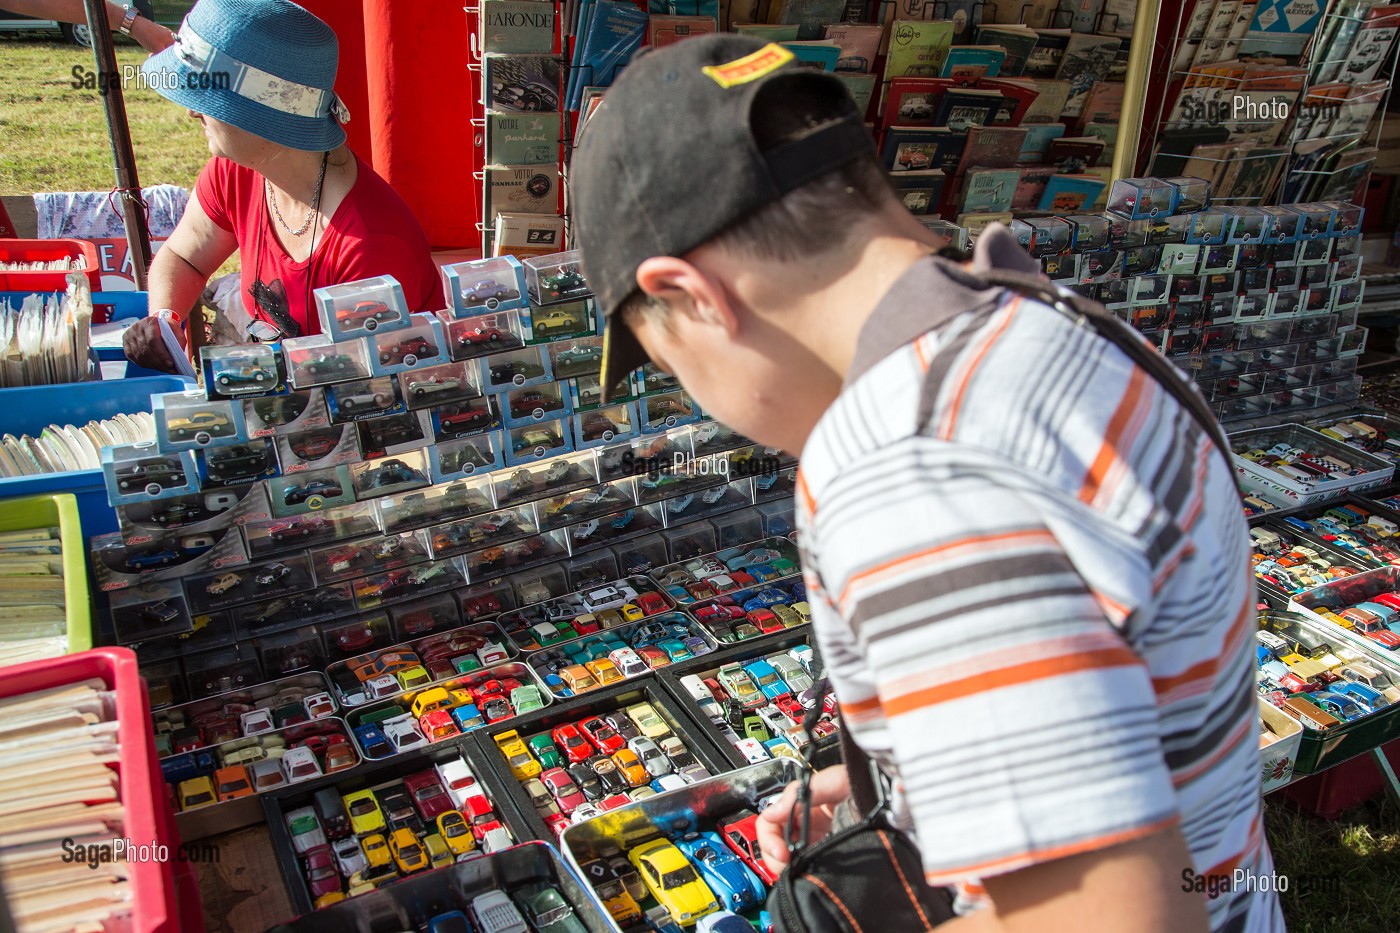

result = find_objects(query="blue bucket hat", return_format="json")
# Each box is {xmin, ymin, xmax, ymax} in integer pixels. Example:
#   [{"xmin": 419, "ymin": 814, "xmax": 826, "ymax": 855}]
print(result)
[{"xmin": 141, "ymin": 0, "xmax": 349, "ymax": 152}]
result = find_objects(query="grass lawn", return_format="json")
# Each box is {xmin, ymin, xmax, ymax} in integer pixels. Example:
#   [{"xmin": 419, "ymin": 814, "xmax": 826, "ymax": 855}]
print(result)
[{"xmin": 0, "ymin": 37, "xmax": 210, "ymax": 196}]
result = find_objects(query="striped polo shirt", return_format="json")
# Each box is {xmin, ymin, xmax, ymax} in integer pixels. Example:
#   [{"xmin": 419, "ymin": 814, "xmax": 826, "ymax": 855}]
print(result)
[{"xmin": 795, "ymin": 225, "xmax": 1282, "ymax": 931}]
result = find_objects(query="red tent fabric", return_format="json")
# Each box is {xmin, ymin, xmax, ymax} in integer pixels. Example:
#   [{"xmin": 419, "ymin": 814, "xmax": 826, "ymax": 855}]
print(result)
[{"xmin": 299, "ymin": 0, "xmax": 482, "ymax": 251}]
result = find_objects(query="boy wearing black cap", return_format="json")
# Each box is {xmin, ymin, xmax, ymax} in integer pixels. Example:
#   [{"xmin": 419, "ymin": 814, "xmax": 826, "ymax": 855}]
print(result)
[{"xmin": 571, "ymin": 35, "xmax": 1282, "ymax": 933}]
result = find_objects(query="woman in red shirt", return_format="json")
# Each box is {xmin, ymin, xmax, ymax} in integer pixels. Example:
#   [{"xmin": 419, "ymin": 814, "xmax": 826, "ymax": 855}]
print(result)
[{"xmin": 124, "ymin": 0, "xmax": 440, "ymax": 371}]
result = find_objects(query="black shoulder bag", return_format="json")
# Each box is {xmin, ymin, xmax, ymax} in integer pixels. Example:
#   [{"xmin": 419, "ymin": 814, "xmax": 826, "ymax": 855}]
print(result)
[{"xmin": 766, "ymin": 265, "xmax": 1233, "ymax": 933}]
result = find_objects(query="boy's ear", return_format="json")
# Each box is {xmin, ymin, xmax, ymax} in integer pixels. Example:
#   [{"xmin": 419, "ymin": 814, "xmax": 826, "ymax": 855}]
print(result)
[{"xmin": 636, "ymin": 256, "xmax": 737, "ymax": 334}]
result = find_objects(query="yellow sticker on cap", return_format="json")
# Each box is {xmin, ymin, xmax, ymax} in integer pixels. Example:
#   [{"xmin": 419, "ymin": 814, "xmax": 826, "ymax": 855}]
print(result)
[{"xmin": 702, "ymin": 43, "xmax": 794, "ymax": 88}]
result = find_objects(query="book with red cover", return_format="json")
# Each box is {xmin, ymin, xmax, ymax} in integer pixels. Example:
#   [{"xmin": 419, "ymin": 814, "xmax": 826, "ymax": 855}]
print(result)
[
  {"xmin": 880, "ymin": 77, "xmax": 956, "ymax": 127},
  {"xmin": 975, "ymin": 77, "xmax": 1039, "ymax": 125}
]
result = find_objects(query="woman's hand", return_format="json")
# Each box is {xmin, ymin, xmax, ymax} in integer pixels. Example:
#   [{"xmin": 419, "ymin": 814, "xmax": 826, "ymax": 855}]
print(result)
[
  {"xmin": 132, "ymin": 14, "xmax": 175, "ymax": 53},
  {"xmin": 756, "ymin": 764, "xmax": 851, "ymax": 877},
  {"xmin": 121, "ymin": 314, "xmax": 184, "ymax": 373}
]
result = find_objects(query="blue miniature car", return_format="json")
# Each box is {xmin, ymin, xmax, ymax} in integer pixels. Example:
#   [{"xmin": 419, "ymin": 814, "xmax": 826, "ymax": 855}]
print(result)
[
  {"xmin": 427, "ymin": 909, "xmax": 473, "ymax": 933},
  {"xmin": 451, "ymin": 704, "xmax": 485, "ymax": 731},
  {"xmin": 160, "ymin": 751, "xmax": 216, "ymax": 785},
  {"xmin": 1333, "ymin": 681, "xmax": 1389, "ymax": 713},
  {"xmin": 674, "ymin": 831, "xmax": 767, "ymax": 912},
  {"xmin": 353, "ymin": 724, "xmax": 394, "ymax": 758},
  {"xmin": 741, "ymin": 589, "xmax": 788, "ymax": 612},
  {"xmin": 746, "ymin": 564, "xmax": 781, "ymax": 583},
  {"xmin": 744, "ymin": 660, "xmax": 789, "ymax": 700},
  {"xmin": 1312, "ymin": 691, "xmax": 1364, "ymax": 721}
]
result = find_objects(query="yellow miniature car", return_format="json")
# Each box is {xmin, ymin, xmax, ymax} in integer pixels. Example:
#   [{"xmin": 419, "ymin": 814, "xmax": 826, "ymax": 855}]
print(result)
[
  {"xmin": 361, "ymin": 833, "xmax": 391, "ymax": 870},
  {"xmin": 611, "ymin": 748, "xmax": 648, "ymax": 786},
  {"xmin": 423, "ymin": 832, "xmax": 454, "ymax": 869},
  {"xmin": 495, "ymin": 729, "xmax": 542, "ymax": 780},
  {"xmin": 395, "ymin": 664, "xmax": 432, "ymax": 691},
  {"xmin": 437, "ymin": 809, "xmax": 477, "ymax": 856},
  {"xmin": 313, "ymin": 891, "xmax": 345, "ymax": 909},
  {"xmin": 621, "ymin": 602, "xmax": 645, "ymax": 623},
  {"xmin": 586, "ymin": 658, "xmax": 623, "ymax": 686},
  {"xmin": 178, "ymin": 776, "xmax": 217, "ymax": 811},
  {"xmin": 389, "ymin": 827, "xmax": 428, "ymax": 873},
  {"xmin": 629, "ymin": 838, "xmax": 718, "ymax": 926},
  {"xmin": 343, "ymin": 789, "xmax": 386, "ymax": 834},
  {"xmin": 411, "ymin": 686, "xmax": 456, "ymax": 719}
]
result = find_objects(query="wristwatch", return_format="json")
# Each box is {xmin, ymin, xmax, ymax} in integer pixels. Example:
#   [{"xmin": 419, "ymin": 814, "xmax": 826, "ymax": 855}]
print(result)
[
  {"xmin": 118, "ymin": 4, "xmax": 139, "ymax": 35},
  {"xmin": 154, "ymin": 308, "xmax": 185, "ymax": 327}
]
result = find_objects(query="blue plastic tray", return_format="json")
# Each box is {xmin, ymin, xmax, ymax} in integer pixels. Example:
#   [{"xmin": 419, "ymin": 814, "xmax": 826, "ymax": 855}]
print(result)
[{"xmin": 0, "ymin": 375, "xmax": 194, "ymax": 538}]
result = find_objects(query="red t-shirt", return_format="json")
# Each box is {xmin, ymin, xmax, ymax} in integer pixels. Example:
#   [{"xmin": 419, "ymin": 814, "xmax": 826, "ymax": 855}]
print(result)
[{"xmin": 196, "ymin": 153, "xmax": 442, "ymax": 337}]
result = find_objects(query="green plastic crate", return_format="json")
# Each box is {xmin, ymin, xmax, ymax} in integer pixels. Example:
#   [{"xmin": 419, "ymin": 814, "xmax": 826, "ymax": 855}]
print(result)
[{"xmin": 0, "ymin": 493, "xmax": 92, "ymax": 654}]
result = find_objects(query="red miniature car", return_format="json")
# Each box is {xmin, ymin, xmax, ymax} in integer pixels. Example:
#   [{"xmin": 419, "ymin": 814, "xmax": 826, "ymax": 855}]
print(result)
[
  {"xmin": 695, "ymin": 604, "xmax": 744, "ymax": 622},
  {"xmin": 379, "ymin": 335, "xmax": 437, "ymax": 366},
  {"xmin": 456, "ymin": 324, "xmax": 509, "ymax": 347},
  {"xmin": 290, "ymin": 434, "xmax": 339, "ymax": 460},
  {"xmin": 571, "ymin": 615, "xmax": 602, "ymax": 636},
  {"xmin": 440, "ymin": 405, "xmax": 491, "ymax": 434},
  {"xmin": 463, "ymin": 594, "xmax": 502, "ymax": 618},
  {"xmin": 336, "ymin": 626, "xmax": 376, "ymax": 654},
  {"xmin": 635, "ymin": 592, "xmax": 668, "ymax": 615},
  {"xmin": 541, "ymin": 767, "xmax": 586, "ymax": 814},
  {"xmin": 337, "ymin": 299, "xmax": 398, "ymax": 330},
  {"xmin": 747, "ymin": 608, "xmax": 783, "ymax": 634},
  {"xmin": 578, "ymin": 716, "xmax": 624, "ymax": 754},
  {"xmin": 399, "ymin": 610, "xmax": 439, "ymax": 636},
  {"xmin": 544, "ymin": 811, "xmax": 571, "ymax": 838},
  {"xmin": 774, "ymin": 695, "xmax": 805, "ymax": 724},
  {"xmin": 304, "ymin": 845, "xmax": 340, "ymax": 898},
  {"xmin": 552, "ymin": 723, "xmax": 594, "ymax": 764},
  {"xmin": 403, "ymin": 769, "xmax": 454, "ymax": 821},
  {"xmin": 719, "ymin": 809, "xmax": 778, "ymax": 885},
  {"xmin": 729, "ymin": 571, "xmax": 756, "ymax": 588},
  {"xmin": 1373, "ymin": 592, "xmax": 1400, "ymax": 613}
]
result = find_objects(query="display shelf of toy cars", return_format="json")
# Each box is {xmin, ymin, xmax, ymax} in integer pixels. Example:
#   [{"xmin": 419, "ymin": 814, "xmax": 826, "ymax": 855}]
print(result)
[
  {"xmin": 656, "ymin": 628, "xmax": 839, "ymax": 773},
  {"xmin": 343, "ymin": 660, "xmax": 554, "ymax": 762},
  {"xmin": 1247, "ymin": 515, "xmax": 1375, "ymax": 605},
  {"xmin": 260, "ymin": 743, "xmax": 543, "ymax": 917},
  {"xmin": 1020, "ymin": 179, "xmax": 1368, "ymax": 427},
  {"xmin": 1306, "ymin": 411, "xmax": 1400, "ymax": 465},
  {"xmin": 523, "ymin": 612, "xmax": 720, "ymax": 700},
  {"xmin": 1257, "ymin": 608, "xmax": 1400, "ymax": 774},
  {"xmin": 1230, "ymin": 423, "xmax": 1395, "ymax": 508},
  {"xmin": 560, "ymin": 758, "xmax": 803, "ymax": 932},
  {"xmin": 476, "ymin": 677, "xmax": 734, "ymax": 843}
]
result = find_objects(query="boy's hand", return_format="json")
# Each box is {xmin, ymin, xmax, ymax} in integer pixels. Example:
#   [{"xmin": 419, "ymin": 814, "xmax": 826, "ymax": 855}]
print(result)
[{"xmin": 756, "ymin": 764, "xmax": 850, "ymax": 876}]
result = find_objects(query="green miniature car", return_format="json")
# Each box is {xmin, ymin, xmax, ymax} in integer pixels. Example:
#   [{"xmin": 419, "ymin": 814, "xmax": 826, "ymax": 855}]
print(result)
[{"xmin": 527, "ymin": 733, "xmax": 561, "ymax": 769}]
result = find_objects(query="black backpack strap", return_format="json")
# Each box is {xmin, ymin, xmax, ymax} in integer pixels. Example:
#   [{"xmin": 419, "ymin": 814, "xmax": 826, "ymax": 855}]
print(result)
[{"xmin": 928, "ymin": 262, "xmax": 1233, "ymax": 463}]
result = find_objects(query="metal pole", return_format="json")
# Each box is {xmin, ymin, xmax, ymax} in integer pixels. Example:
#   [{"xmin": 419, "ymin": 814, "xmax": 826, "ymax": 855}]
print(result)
[
  {"xmin": 1111, "ymin": 0, "xmax": 1163, "ymax": 182},
  {"xmin": 84, "ymin": 0, "xmax": 152, "ymax": 289}
]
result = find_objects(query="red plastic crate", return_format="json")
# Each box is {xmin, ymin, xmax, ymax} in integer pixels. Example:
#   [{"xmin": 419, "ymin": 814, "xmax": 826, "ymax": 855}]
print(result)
[
  {"xmin": 1274, "ymin": 738, "xmax": 1400, "ymax": 820},
  {"xmin": 0, "ymin": 647, "xmax": 181, "ymax": 932},
  {"xmin": 0, "ymin": 238, "xmax": 102, "ymax": 290}
]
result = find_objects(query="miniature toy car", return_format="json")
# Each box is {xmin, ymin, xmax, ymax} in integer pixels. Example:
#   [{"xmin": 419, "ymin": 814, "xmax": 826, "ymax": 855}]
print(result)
[
  {"xmin": 462, "ymin": 279, "xmax": 520, "ymax": 308},
  {"xmin": 283, "ymin": 479, "xmax": 343, "ymax": 505},
  {"xmin": 337, "ymin": 300, "xmax": 399, "ymax": 331},
  {"xmin": 539, "ymin": 268, "xmax": 588, "ymax": 302},
  {"xmin": 379, "ymin": 335, "xmax": 438, "ymax": 366},
  {"xmin": 629, "ymin": 838, "xmax": 718, "ymax": 926}
]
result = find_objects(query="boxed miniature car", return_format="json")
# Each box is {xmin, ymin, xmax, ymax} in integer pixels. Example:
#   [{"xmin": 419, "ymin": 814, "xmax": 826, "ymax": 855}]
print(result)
[
  {"xmin": 276, "ymin": 423, "xmax": 359, "ymax": 472},
  {"xmin": 440, "ymin": 307, "xmax": 526, "ymax": 362},
  {"xmin": 399, "ymin": 360, "xmax": 482, "ymax": 411},
  {"xmin": 313, "ymin": 275, "xmax": 411, "ymax": 342},
  {"xmin": 523, "ymin": 248, "xmax": 590, "ymax": 305},
  {"xmin": 202, "ymin": 343, "xmax": 288, "ymax": 399},
  {"xmin": 429, "ymin": 431, "xmax": 506, "ymax": 481},
  {"xmin": 639, "ymin": 390, "xmax": 699, "ymax": 434},
  {"xmin": 428, "ymin": 503, "xmax": 540, "ymax": 560},
  {"xmin": 243, "ymin": 390, "xmax": 329, "ymax": 438},
  {"xmin": 268, "ymin": 464, "xmax": 356, "ymax": 517},
  {"xmin": 1225, "ymin": 206, "xmax": 1269, "ymax": 244},
  {"xmin": 1187, "ymin": 209, "xmax": 1229, "ymax": 244},
  {"xmin": 525, "ymin": 299, "xmax": 595, "ymax": 344},
  {"xmin": 325, "ymin": 375, "xmax": 406, "ymax": 423},
  {"xmin": 109, "ymin": 579, "xmax": 193, "ymax": 642},
  {"xmin": 104, "ymin": 442, "xmax": 200, "ymax": 506},
  {"xmin": 1163, "ymin": 175, "xmax": 1211, "ymax": 213},
  {"xmin": 358, "ymin": 411, "xmax": 434, "ymax": 459},
  {"xmin": 351, "ymin": 449, "xmax": 431, "ymax": 500},
  {"xmin": 198, "ymin": 438, "xmax": 281, "ymax": 488},
  {"xmin": 570, "ymin": 370, "xmax": 639, "ymax": 412},
  {"xmin": 502, "ymin": 382, "xmax": 571, "ymax": 429},
  {"xmin": 283, "ymin": 334, "xmax": 373, "ymax": 388},
  {"xmin": 495, "ymin": 450, "xmax": 601, "ymax": 507},
  {"xmin": 241, "ymin": 503, "xmax": 379, "ymax": 559},
  {"xmin": 480, "ymin": 345, "xmax": 551, "ymax": 392},
  {"xmin": 1107, "ymin": 177, "xmax": 1175, "ymax": 219},
  {"xmin": 153, "ymin": 391, "xmax": 246, "ymax": 452},
  {"xmin": 369, "ymin": 314, "xmax": 447, "ymax": 376},
  {"xmin": 536, "ymin": 478, "xmax": 638, "ymax": 533},
  {"xmin": 443, "ymin": 255, "xmax": 527, "ymax": 315},
  {"xmin": 572, "ymin": 402, "xmax": 639, "ymax": 451},
  {"xmin": 548, "ymin": 336, "xmax": 604, "ymax": 380},
  {"xmin": 505, "ymin": 421, "xmax": 573, "ymax": 465}
]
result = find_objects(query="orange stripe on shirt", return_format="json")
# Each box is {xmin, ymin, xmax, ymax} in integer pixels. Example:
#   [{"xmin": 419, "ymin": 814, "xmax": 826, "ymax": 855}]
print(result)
[
  {"xmin": 1150, "ymin": 589, "xmax": 1252, "ymax": 696},
  {"xmin": 1079, "ymin": 366, "xmax": 1148, "ymax": 505},
  {"xmin": 836, "ymin": 528, "xmax": 1057, "ymax": 611},
  {"xmin": 939, "ymin": 297, "xmax": 1020, "ymax": 439},
  {"xmin": 881, "ymin": 645, "xmax": 1144, "ymax": 716},
  {"xmin": 923, "ymin": 815, "xmax": 1180, "ymax": 885},
  {"xmin": 795, "ymin": 469, "xmax": 817, "ymax": 517}
]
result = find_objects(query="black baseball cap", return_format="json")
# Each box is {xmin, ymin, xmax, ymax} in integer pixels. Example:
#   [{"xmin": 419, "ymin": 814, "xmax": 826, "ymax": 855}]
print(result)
[{"xmin": 570, "ymin": 35, "xmax": 875, "ymax": 402}]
